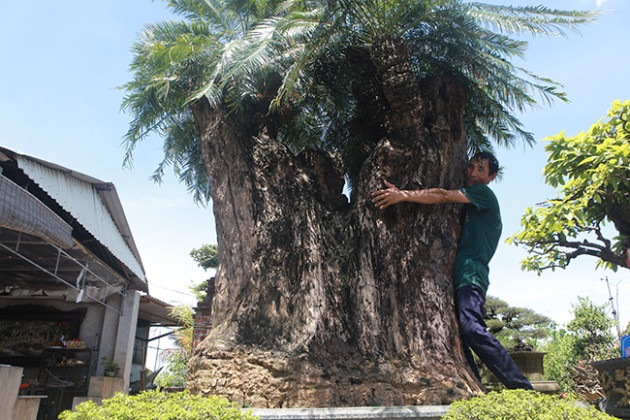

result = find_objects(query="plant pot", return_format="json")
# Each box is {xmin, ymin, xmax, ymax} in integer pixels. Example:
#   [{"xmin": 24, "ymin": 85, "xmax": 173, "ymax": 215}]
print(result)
[
  {"xmin": 509, "ymin": 351, "xmax": 546, "ymax": 382},
  {"xmin": 482, "ymin": 351, "xmax": 559, "ymax": 393},
  {"xmin": 592, "ymin": 357, "xmax": 630, "ymax": 419}
]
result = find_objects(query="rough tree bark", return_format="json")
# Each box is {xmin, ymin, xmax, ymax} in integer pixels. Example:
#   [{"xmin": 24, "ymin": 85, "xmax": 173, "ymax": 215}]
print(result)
[{"xmin": 187, "ymin": 38, "xmax": 481, "ymax": 407}]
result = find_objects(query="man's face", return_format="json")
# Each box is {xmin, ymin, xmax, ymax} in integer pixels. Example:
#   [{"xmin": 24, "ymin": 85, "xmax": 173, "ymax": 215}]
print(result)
[{"xmin": 465, "ymin": 158, "xmax": 496, "ymax": 186}]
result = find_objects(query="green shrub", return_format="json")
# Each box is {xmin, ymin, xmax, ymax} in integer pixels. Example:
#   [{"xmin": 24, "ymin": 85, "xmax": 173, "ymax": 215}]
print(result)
[
  {"xmin": 59, "ymin": 390, "xmax": 257, "ymax": 420},
  {"xmin": 444, "ymin": 390, "xmax": 614, "ymax": 420}
]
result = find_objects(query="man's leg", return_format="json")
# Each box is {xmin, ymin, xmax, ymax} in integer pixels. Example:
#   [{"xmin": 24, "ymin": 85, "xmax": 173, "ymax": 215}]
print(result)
[
  {"xmin": 462, "ymin": 341, "xmax": 482, "ymax": 382},
  {"xmin": 455, "ymin": 285, "xmax": 534, "ymax": 390}
]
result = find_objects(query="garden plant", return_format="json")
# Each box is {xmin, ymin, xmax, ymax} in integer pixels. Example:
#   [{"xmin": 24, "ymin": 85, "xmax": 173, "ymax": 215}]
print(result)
[{"xmin": 59, "ymin": 390, "xmax": 257, "ymax": 420}]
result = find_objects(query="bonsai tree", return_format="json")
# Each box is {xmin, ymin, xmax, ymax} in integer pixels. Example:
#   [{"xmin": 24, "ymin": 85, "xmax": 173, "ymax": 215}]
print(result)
[
  {"xmin": 101, "ymin": 357, "xmax": 120, "ymax": 377},
  {"xmin": 122, "ymin": 0, "xmax": 594, "ymax": 405},
  {"xmin": 484, "ymin": 296, "xmax": 554, "ymax": 352}
]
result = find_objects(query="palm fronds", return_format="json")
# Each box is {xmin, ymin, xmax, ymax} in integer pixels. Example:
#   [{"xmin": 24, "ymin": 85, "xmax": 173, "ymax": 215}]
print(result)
[{"xmin": 122, "ymin": 0, "xmax": 596, "ymax": 196}]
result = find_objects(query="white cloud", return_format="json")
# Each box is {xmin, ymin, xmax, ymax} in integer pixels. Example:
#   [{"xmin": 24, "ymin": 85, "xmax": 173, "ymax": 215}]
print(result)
[{"xmin": 597, "ymin": 0, "xmax": 608, "ymax": 7}]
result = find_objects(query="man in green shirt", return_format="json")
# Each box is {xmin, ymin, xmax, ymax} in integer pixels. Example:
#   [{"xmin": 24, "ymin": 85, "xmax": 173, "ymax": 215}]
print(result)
[{"xmin": 372, "ymin": 152, "xmax": 533, "ymax": 390}]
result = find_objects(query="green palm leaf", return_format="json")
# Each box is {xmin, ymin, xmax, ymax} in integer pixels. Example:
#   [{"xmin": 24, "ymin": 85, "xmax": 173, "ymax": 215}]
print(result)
[{"xmin": 122, "ymin": 0, "xmax": 596, "ymax": 197}]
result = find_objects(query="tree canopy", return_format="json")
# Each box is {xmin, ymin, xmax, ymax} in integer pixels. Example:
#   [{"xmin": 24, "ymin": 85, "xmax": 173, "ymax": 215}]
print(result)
[
  {"xmin": 190, "ymin": 244, "xmax": 219, "ymax": 270},
  {"xmin": 509, "ymin": 99, "xmax": 630, "ymax": 273},
  {"xmin": 543, "ymin": 296, "xmax": 617, "ymax": 394},
  {"xmin": 121, "ymin": 0, "xmax": 594, "ymax": 200},
  {"xmin": 567, "ymin": 296, "xmax": 617, "ymax": 360},
  {"xmin": 158, "ymin": 304, "xmax": 194, "ymax": 387},
  {"xmin": 484, "ymin": 295, "xmax": 554, "ymax": 352}
]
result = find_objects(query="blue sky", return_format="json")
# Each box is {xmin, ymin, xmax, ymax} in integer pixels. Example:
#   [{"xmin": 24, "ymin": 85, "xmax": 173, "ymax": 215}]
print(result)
[{"xmin": 1, "ymin": 0, "xmax": 628, "ymax": 329}]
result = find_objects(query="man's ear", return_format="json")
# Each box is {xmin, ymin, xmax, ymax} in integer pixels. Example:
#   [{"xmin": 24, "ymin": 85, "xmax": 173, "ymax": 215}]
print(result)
[{"xmin": 488, "ymin": 173, "xmax": 497, "ymax": 182}]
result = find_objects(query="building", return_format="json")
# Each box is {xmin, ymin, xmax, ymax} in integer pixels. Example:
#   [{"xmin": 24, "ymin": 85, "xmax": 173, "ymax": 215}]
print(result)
[{"xmin": 0, "ymin": 146, "xmax": 176, "ymax": 419}]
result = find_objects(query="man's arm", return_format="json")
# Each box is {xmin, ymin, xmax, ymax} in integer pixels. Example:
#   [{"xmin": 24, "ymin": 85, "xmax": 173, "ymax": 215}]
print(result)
[{"xmin": 371, "ymin": 180, "xmax": 470, "ymax": 210}]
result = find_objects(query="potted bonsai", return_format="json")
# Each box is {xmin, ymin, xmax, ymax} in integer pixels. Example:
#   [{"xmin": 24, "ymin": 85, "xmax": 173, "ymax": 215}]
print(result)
[
  {"xmin": 101, "ymin": 356, "xmax": 120, "ymax": 377},
  {"xmin": 481, "ymin": 296, "xmax": 556, "ymax": 390}
]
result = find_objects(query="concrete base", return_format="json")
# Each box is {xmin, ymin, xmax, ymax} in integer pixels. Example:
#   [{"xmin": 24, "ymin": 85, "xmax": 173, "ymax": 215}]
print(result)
[
  {"xmin": 87, "ymin": 376, "xmax": 125, "ymax": 399},
  {"xmin": 0, "ymin": 366, "xmax": 23, "ymax": 420},
  {"xmin": 250, "ymin": 406, "xmax": 450, "ymax": 420},
  {"xmin": 72, "ymin": 376, "xmax": 125, "ymax": 410},
  {"xmin": 14, "ymin": 396, "xmax": 47, "ymax": 420}
]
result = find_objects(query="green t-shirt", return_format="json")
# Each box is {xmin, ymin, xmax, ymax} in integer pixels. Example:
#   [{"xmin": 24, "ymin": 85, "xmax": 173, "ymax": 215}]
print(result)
[{"xmin": 453, "ymin": 183, "xmax": 502, "ymax": 295}]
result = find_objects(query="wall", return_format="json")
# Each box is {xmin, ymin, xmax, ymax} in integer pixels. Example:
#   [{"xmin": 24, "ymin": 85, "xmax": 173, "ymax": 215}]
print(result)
[{"xmin": 192, "ymin": 278, "xmax": 215, "ymax": 349}]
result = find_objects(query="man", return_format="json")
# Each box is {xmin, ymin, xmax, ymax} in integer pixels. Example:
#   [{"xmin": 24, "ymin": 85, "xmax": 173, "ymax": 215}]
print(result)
[{"xmin": 371, "ymin": 152, "xmax": 533, "ymax": 390}]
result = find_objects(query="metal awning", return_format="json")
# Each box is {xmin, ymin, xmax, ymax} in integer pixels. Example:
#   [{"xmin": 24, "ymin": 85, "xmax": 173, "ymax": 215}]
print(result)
[
  {"xmin": 0, "ymin": 173, "xmax": 73, "ymax": 249},
  {"xmin": 0, "ymin": 227, "xmax": 127, "ymax": 314}
]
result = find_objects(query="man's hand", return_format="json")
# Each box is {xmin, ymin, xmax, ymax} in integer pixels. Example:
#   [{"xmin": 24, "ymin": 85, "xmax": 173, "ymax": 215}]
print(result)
[{"xmin": 372, "ymin": 180, "xmax": 406, "ymax": 209}]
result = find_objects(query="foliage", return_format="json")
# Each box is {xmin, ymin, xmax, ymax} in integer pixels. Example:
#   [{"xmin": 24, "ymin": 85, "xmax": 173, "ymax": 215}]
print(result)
[
  {"xmin": 567, "ymin": 297, "xmax": 617, "ymax": 361},
  {"xmin": 158, "ymin": 245, "xmax": 216, "ymax": 387},
  {"xmin": 122, "ymin": 0, "xmax": 595, "ymax": 197},
  {"xmin": 156, "ymin": 349, "xmax": 189, "ymax": 388},
  {"xmin": 59, "ymin": 390, "xmax": 256, "ymax": 420},
  {"xmin": 542, "ymin": 297, "xmax": 617, "ymax": 395},
  {"xmin": 484, "ymin": 295, "xmax": 554, "ymax": 351},
  {"xmin": 101, "ymin": 356, "xmax": 121, "ymax": 376},
  {"xmin": 156, "ymin": 305, "xmax": 194, "ymax": 388},
  {"xmin": 542, "ymin": 329, "xmax": 576, "ymax": 393},
  {"xmin": 189, "ymin": 244, "xmax": 218, "ymax": 301},
  {"xmin": 443, "ymin": 389, "xmax": 615, "ymax": 420},
  {"xmin": 190, "ymin": 244, "xmax": 219, "ymax": 270},
  {"xmin": 510, "ymin": 99, "xmax": 630, "ymax": 273},
  {"xmin": 190, "ymin": 279, "xmax": 210, "ymax": 302}
]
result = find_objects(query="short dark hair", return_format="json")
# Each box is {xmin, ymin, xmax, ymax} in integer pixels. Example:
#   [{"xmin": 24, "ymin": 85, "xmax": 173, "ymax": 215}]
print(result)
[{"xmin": 471, "ymin": 151, "xmax": 499, "ymax": 175}]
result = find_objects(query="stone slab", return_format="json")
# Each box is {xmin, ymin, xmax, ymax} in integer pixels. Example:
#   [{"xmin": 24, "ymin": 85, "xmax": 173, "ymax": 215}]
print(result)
[
  {"xmin": 87, "ymin": 376, "xmax": 125, "ymax": 399},
  {"xmin": 14, "ymin": 396, "xmax": 46, "ymax": 420},
  {"xmin": 0, "ymin": 366, "xmax": 22, "ymax": 420},
  {"xmin": 249, "ymin": 405, "xmax": 450, "ymax": 420}
]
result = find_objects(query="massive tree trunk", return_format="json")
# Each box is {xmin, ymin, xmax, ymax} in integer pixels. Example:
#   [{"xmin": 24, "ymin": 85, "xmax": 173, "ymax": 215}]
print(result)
[{"xmin": 187, "ymin": 39, "xmax": 481, "ymax": 407}]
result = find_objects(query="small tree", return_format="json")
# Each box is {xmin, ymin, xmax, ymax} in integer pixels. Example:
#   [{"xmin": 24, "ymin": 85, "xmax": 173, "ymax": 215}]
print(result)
[
  {"xmin": 543, "ymin": 297, "xmax": 617, "ymax": 395},
  {"xmin": 543, "ymin": 328, "xmax": 576, "ymax": 393},
  {"xmin": 484, "ymin": 296, "xmax": 554, "ymax": 351},
  {"xmin": 189, "ymin": 244, "xmax": 219, "ymax": 271},
  {"xmin": 510, "ymin": 100, "xmax": 630, "ymax": 273},
  {"xmin": 567, "ymin": 297, "xmax": 616, "ymax": 361},
  {"xmin": 189, "ymin": 244, "xmax": 219, "ymax": 302},
  {"xmin": 156, "ymin": 305, "xmax": 194, "ymax": 388},
  {"xmin": 158, "ymin": 245, "xmax": 218, "ymax": 385}
]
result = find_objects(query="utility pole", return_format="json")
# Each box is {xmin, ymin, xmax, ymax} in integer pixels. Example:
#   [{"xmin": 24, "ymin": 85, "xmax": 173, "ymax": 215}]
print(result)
[{"xmin": 603, "ymin": 276, "xmax": 622, "ymax": 341}]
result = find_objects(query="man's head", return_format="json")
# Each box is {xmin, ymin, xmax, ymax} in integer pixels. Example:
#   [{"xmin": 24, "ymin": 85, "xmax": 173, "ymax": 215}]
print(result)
[{"xmin": 466, "ymin": 151, "xmax": 498, "ymax": 186}]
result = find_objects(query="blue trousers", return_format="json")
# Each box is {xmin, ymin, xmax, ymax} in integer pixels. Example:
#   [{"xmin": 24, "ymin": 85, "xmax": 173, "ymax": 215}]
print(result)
[{"xmin": 455, "ymin": 285, "xmax": 533, "ymax": 390}]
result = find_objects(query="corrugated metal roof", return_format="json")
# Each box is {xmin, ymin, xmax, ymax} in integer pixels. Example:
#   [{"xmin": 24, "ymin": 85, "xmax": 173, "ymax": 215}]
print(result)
[
  {"xmin": 11, "ymin": 153, "xmax": 146, "ymax": 284},
  {"xmin": 139, "ymin": 295, "xmax": 180, "ymax": 326}
]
